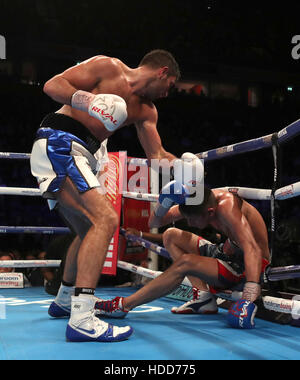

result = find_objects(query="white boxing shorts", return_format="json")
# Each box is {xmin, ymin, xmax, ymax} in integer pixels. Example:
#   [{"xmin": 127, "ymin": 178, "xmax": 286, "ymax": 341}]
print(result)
[
  {"xmin": 94, "ymin": 138, "xmax": 109, "ymax": 173},
  {"xmin": 30, "ymin": 113, "xmax": 108, "ymax": 208}
]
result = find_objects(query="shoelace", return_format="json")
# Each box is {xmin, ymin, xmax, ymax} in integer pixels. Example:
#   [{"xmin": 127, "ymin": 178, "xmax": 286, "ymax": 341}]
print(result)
[
  {"xmin": 75, "ymin": 310, "xmax": 98, "ymax": 328},
  {"xmin": 95, "ymin": 297, "xmax": 121, "ymax": 313},
  {"xmin": 174, "ymin": 288, "xmax": 201, "ymax": 311},
  {"xmin": 179, "ymin": 288, "xmax": 200, "ymax": 308},
  {"xmin": 192, "ymin": 287, "xmax": 200, "ymax": 301}
]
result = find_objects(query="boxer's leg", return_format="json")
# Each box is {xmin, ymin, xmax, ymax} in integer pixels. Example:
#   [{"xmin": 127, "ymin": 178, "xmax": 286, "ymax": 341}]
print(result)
[
  {"xmin": 95, "ymin": 255, "xmax": 221, "ymax": 317},
  {"xmin": 56, "ymin": 177, "xmax": 119, "ymax": 289},
  {"xmin": 163, "ymin": 228, "xmax": 199, "ymax": 259},
  {"xmin": 48, "ymin": 180, "xmax": 118, "ymax": 318},
  {"xmin": 124, "ymin": 254, "xmax": 222, "ymax": 310},
  {"xmin": 49, "ymin": 235, "xmax": 81, "ymax": 318},
  {"xmin": 61, "ymin": 235, "xmax": 81, "ymax": 285},
  {"xmin": 55, "ymin": 178, "xmax": 133, "ymax": 342},
  {"xmin": 32, "ymin": 128, "xmax": 133, "ymax": 341},
  {"xmin": 163, "ymin": 228, "xmax": 211, "ymax": 291}
]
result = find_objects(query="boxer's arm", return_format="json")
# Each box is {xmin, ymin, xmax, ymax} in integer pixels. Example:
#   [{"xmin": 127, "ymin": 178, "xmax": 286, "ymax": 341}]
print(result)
[
  {"xmin": 149, "ymin": 205, "xmax": 183, "ymax": 228},
  {"xmin": 218, "ymin": 203, "xmax": 263, "ymax": 284},
  {"xmin": 135, "ymin": 108, "xmax": 204, "ymax": 186},
  {"xmin": 43, "ymin": 56, "xmax": 113, "ymax": 105},
  {"xmin": 135, "ymin": 108, "xmax": 176, "ymax": 162},
  {"xmin": 219, "ymin": 200, "xmax": 263, "ymax": 329}
]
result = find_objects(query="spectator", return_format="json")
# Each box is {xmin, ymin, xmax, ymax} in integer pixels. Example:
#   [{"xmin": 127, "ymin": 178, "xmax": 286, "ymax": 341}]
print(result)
[{"xmin": 0, "ymin": 252, "xmax": 15, "ymax": 273}]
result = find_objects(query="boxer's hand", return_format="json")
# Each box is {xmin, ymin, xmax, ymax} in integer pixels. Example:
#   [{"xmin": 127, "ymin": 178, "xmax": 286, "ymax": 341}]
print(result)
[
  {"xmin": 71, "ymin": 90, "xmax": 127, "ymax": 131},
  {"xmin": 242, "ymin": 281, "xmax": 261, "ymax": 302},
  {"xmin": 125, "ymin": 228, "xmax": 143, "ymax": 247},
  {"xmin": 227, "ymin": 282, "xmax": 260, "ymax": 329},
  {"xmin": 154, "ymin": 180, "xmax": 190, "ymax": 217},
  {"xmin": 173, "ymin": 152, "xmax": 204, "ymax": 187},
  {"xmin": 125, "ymin": 228, "xmax": 140, "ymax": 237},
  {"xmin": 227, "ymin": 299, "xmax": 257, "ymax": 329}
]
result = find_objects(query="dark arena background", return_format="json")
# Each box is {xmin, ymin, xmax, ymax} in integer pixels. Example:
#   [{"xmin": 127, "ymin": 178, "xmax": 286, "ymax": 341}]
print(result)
[{"xmin": 1, "ymin": 0, "xmax": 300, "ymax": 361}]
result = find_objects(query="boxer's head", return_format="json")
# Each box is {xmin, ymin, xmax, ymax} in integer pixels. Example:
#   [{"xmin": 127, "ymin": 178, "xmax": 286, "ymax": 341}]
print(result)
[
  {"xmin": 179, "ymin": 187, "xmax": 215, "ymax": 228},
  {"xmin": 139, "ymin": 49, "xmax": 180, "ymax": 100}
]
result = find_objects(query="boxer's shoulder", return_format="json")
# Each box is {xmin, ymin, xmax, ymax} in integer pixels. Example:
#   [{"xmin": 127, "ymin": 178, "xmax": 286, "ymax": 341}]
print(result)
[
  {"xmin": 214, "ymin": 191, "xmax": 237, "ymax": 213},
  {"xmin": 80, "ymin": 55, "xmax": 124, "ymax": 78}
]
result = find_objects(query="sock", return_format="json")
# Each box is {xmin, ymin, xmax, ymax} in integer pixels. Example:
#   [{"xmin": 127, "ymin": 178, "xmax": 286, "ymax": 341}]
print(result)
[
  {"xmin": 55, "ymin": 283, "xmax": 75, "ymax": 307},
  {"xmin": 74, "ymin": 287, "xmax": 95, "ymax": 297},
  {"xmin": 62, "ymin": 280, "xmax": 74, "ymax": 287}
]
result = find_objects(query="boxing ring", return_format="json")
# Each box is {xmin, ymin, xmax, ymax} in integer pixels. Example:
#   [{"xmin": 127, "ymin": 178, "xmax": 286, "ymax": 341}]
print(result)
[{"xmin": 0, "ymin": 119, "xmax": 300, "ymax": 360}]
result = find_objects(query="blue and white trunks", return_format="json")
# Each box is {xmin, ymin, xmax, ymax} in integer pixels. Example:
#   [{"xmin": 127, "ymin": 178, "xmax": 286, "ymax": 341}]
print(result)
[{"xmin": 30, "ymin": 113, "xmax": 108, "ymax": 204}]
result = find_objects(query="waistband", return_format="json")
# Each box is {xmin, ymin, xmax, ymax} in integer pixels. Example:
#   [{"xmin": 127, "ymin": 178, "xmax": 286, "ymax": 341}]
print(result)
[{"xmin": 40, "ymin": 113, "xmax": 100, "ymax": 154}]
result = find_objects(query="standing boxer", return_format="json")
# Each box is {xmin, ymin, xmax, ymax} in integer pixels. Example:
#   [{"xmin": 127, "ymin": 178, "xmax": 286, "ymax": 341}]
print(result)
[{"xmin": 30, "ymin": 50, "xmax": 195, "ymax": 342}]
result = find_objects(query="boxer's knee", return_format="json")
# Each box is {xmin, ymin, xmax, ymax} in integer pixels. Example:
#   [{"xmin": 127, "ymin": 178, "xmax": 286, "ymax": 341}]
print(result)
[
  {"xmin": 100, "ymin": 208, "xmax": 119, "ymax": 235},
  {"xmin": 57, "ymin": 203, "xmax": 92, "ymax": 240},
  {"xmin": 163, "ymin": 227, "xmax": 181, "ymax": 249},
  {"xmin": 92, "ymin": 203, "xmax": 118, "ymax": 235},
  {"xmin": 174, "ymin": 254, "xmax": 199, "ymax": 275}
]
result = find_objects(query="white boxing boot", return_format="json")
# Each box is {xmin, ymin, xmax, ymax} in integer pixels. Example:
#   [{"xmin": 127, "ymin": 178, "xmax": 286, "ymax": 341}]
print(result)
[
  {"xmin": 171, "ymin": 288, "xmax": 218, "ymax": 314},
  {"xmin": 66, "ymin": 295, "xmax": 133, "ymax": 342}
]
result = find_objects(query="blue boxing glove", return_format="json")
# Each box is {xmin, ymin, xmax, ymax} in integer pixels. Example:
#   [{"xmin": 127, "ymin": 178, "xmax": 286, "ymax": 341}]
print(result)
[
  {"xmin": 227, "ymin": 299, "xmax": 257, "ymax": 329},
  {"xmin": 159, "ymin": 180, "xmax": 189, "ymax": 205},
  {"xmin": 154, "ymin": 180, "xmax": 190, "ymax": 217},
  {"xmin": 227, "ymin": 281, "xmax": 260, "ymax": 329}
]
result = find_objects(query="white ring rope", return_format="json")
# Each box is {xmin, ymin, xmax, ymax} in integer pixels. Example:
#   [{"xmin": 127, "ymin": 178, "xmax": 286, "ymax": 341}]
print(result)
[
  {"xmin": 1, "ymin": 182, "xmax": 300, "ymax": 201},
  {"xmin": 0, "ymin": 187, "xmax": 160, "ymax": 201},
  {"xmin": 218, "ymin": 182, "xmax": 300, "ymax": 201},
  {"xmin": 1, "ymin": 258, "xmax": 298, "ymax": 316},
  {"xmin": 114, "ymin": 261, "xmax": 300, "ymax": 316},
  {"xmin": 0, "ymin": 260, "xmax": 61, "ymax": 268},
  {"xmin": 122, "ymin": 191, "xmax": 159, "ymax": 202},
  {"xmin": 0, "ymin": 151, "xmax": 299, "ymax": 319},
  {"xmin": 0, "ymin": 187, "xmax": 41, "ymax": 196}
]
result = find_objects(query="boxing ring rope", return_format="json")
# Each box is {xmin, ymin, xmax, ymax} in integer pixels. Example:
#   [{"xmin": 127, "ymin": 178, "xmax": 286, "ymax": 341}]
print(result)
[
  {"xmin": 1, "ymin": 183, "xmax": 300, "ymax": 201},
  {"xmin": 196, "ymin": 118, "xmax": 300, "ymax": 161},
  {"xmin": 0, "ymin": 187, "xmax": 160, "ymax": 203},
  {"xmin": 1, "ymin": 175, "xmax": 300, "ymax": 281},
  {"xmin": 0, "ymin": 238, "xmax": 299, "ymax": 316},
  {"xmin": 1, "ymin": 199, "xmax": 299, "ymax": 322},
  {"xmin": 0, "ymin": 226, "xmax": 70, "ymax": 234},
  {"xmin": 2, "ymin": 119, "xmax": 296, "ymax": 163},
  {"xmin": 0, "ymin": 119, "xmax": 300, "ymax": 171},
  {"xmin": 0, "ymin": 260, "xmax": 62, "ymax": 268},
  {"xmin": 1, "ymin": 118, "xmax": 300, "ymax": 320},
  {"xmin": 0, "ymin": 152, "xmax": 150, "ymax": 166},
  {"xmin": 4, "ymin": 118, "xmax": 300, "ymax": 162},
  {"xmin": 120, "ymin": 229, "xmax": 300, "ymax": 282},
  {"xmin": 0, "ymin": 152, "xmax": 31, "ymax": 160},
  {"xmin": 1, "ymin": 118, "xmax": 299, "ymax": 164},
  {"xmin": 0, "ymin": 225, "xmax": 299, "ymax": 282}
]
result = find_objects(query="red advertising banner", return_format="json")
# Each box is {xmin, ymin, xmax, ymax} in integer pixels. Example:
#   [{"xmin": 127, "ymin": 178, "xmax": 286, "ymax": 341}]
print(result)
[
  {"xmin": 119, "ymin": 157, "xmax": 151, "ymax": 264},
  {"xmin": 101, "ymin": 152, "xmax": 126, "ymax": 275}
]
